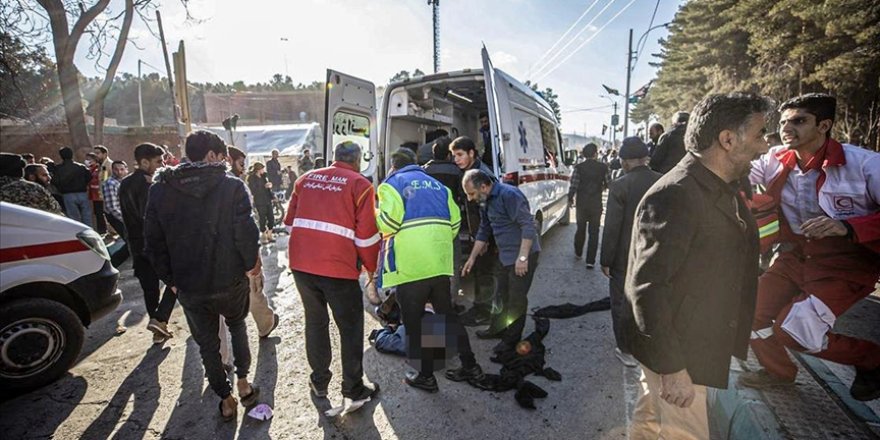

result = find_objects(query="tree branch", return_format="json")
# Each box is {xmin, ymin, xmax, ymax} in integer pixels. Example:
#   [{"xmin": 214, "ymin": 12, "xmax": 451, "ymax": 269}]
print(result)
[{"xmin": 66, "ymin": 0, "xmax": 112, "ymax": 60}]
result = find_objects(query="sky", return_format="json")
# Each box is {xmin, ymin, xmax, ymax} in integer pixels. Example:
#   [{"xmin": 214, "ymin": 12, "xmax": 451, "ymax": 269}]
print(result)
[{"xmin": 67, "ymin": 0, "xmax": 684, "ymax": 137}]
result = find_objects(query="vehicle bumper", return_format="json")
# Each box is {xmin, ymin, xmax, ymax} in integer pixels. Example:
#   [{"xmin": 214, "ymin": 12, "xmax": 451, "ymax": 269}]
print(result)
[{"xmin": 67, "ymin": 260, "xmax": 121, "ymax": 325}]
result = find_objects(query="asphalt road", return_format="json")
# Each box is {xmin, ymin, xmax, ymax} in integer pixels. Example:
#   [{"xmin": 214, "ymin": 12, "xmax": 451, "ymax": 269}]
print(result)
[{"xmin": 0, "ymin": 218, "xmax": 637, "ymax": 440}]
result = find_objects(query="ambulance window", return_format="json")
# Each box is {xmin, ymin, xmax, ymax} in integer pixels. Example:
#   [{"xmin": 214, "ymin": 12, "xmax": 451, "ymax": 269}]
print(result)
[
  {"xmin": 540, "ymin": 118, "xmax": 559, "ymax": 168},
  {"xmin": 332, "ymin": 112, "xmax": 371, "ymax": 173}
]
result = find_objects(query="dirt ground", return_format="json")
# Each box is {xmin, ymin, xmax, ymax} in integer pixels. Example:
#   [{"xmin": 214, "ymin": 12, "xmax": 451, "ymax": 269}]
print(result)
[{"xmin": 0, "ymin": 221, "xmax": 639, "ymax": 440}]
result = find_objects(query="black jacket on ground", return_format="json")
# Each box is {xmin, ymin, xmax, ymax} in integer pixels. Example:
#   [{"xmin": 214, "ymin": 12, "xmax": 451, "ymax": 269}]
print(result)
[
  {"xmin": 247, "ymin": 172, "xmax": 272, "ymax": 207},
  {"xmin": 625, "ymin": 153, "xmax": 758, "ymax": 389},
  {"xmin": 144, "ymin": 162, "xmax": 260, "ymax": 295},
  {"xmin": 119, "ymin": 169, "xmax": 152, "ymax": 257},
  {"xmin": 650, "ymin": 123, "xmax": 687, "ymax": 174},
  {"xmin": 569, "ymin": 159, "xmax": 608, "ymax": 209},
  {"xmin": 424, "ymin": 159, "xmax": 464, "ymax": 206},
  {"xmin": 52, "ymin": 160, "xmax": 92, "ymax": 194},
  {"xmin": 600, "ymin": 165, "xmax": 662, "ymax": 271}
]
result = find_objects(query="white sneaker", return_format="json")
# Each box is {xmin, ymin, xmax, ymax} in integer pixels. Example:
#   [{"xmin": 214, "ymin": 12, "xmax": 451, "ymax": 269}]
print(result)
[{"xmin": 614, "ymin": 348, "xmax": 638, "ymax": 368}]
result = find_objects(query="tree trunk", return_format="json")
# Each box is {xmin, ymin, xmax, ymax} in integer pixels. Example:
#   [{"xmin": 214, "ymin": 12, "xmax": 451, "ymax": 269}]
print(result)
[
  {"xmin": 37, "ymin": 0, "xmax": 112, "ymax": 151},
  {"xmin": 92, "ymin": 0, "xmax": 134, "ymax": 145}
]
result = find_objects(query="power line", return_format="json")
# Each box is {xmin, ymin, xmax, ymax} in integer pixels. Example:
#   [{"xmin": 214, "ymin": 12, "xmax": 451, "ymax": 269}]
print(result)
[
  {"xmin": 528, "ymin": 0, "xmax": 603, "ymax": 78},
  {"xmin": 529, "ymin": 0, "xmax": 620, "ymax": 81},
  {"xmin": 633, "ymin": 0, "xmax": 661, "ymax": 71},
  {"xmin": 532, "ymin": 0, "xmax": 637, "ymax": 83},
  {"xmin": 562, "ymin": 104, "xmax": 614, "ymax": 113}
]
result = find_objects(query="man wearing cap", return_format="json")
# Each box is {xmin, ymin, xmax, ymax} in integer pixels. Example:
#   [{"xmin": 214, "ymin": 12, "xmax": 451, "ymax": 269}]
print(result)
[
  {"xmin": 651, "ymin": 112, "xmax": 689, "ymax": 174},
  {"xmin": 600, "ymin": 137, "xmax": 661, "ymax": 368},
  {"xmin": 568, "ymin": 143, "xmax": 609, "ymax": 268}
]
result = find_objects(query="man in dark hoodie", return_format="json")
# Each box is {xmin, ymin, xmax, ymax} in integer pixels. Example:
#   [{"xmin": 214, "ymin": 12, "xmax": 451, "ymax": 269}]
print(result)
[
  {"xmin": 650, "ymin": 111, "xmax": 690, "ymax": 174},
  {"xmin": 144, "ymin": 130, "xmax": 261, "ymax": 421},
  {"xmin": 53, "ymin": 147, "xmax": 94, "ymax": 224},
  {"xmin": 120, "ymin": 143, "xmax": 176, "ymax": 344}
]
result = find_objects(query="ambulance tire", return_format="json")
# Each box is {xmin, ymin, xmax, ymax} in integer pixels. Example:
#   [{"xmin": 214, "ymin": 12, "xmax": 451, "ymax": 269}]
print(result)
[{"xmin": 0, "ymin": 298, "xmax": 85, "ymax": 391}]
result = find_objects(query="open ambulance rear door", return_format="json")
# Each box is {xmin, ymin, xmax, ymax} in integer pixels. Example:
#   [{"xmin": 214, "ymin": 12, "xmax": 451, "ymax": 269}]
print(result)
[{"xmin": 323, "ymin": 69, "xmax": 378, "ymax": 179}]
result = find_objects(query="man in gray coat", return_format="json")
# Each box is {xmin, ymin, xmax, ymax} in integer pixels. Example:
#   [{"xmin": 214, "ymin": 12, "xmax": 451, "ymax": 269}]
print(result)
[
  {"xmin": 626, "ymin": 93, "xmax": 772, "ymax": 439},
  {"xmin": 599, "ymin": 137, "xmax": 661, "ymax": 368}
]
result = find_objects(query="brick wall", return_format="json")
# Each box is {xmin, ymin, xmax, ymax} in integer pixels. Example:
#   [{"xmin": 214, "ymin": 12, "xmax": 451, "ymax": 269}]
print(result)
[{"xmin": 0, "ymin": 125, "xmax": 182, "ymax": 165}]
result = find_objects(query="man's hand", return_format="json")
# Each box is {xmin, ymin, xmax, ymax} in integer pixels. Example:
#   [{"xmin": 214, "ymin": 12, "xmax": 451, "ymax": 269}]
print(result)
[
  {"xmin": 800, "ymin": 216, "xmax": 847, "ymax": 239},
  {"xmin": 601, "ymin": 266, "xmax": 611, "ymax": 278},
  {"xmin": 515, "ymin": 258, "xmax": 528, "ymax": 276},
  {"xmin": 462, "ymin": 257, "xmax": 476, "ymax": 277},
  {"xmin": 660, "ymin": 369, "xmax": 696, "ymax": 408},
  {"xmin": 246, "ymin": 256, "xmax": 263, "ymax": 278}
]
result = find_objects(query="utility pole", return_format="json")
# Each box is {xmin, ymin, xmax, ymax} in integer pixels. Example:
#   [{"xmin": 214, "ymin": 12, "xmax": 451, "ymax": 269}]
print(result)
[
  {"xmin": 428, "ymin": 0, "xmax": 440, "ymax": 73},
  {"xmin": 611, "ymin": 101, "xmax": 618, "ymax": 146},
  {"xmin": 156, "ymin": 10, "xmax": 183, "ymax": 151},
  {"xmin": 623, "ymin": 28, "xmax": 633, "ymax": 138},
  {"xmin": 138, "ymin": 59, "xmax": 144, "ymax": 127}
]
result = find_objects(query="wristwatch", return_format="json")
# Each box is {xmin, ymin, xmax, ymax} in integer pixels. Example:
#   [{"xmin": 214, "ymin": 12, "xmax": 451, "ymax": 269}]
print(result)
[{"xmin": 518, "ymin": 255, "xmax": 527, "ymax": 263}]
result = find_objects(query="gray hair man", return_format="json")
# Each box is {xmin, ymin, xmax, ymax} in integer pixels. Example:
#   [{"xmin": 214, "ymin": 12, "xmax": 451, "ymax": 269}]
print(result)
[{"xmin": 626, "ymin": 93, "xmax": 773, "ymax": 438}]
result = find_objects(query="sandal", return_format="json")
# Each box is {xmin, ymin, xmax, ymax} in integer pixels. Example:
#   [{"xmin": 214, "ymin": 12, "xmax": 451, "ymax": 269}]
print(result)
[
  {"xmin": 240, "ymin": 385, "xmax": 261, "ymax": 407},
  {"xmin": 219, "ymin": 400, "xmax": 237, "ymax": 422}
]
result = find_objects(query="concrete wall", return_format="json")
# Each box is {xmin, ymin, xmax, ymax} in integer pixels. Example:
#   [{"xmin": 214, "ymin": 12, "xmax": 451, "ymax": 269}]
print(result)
[
  {"xmin": 204, "ymin": 91, "xmax": 324, "ymax": 127},
  {"xmin": 0, "ymin": 125, "xmax": 181, "ymax": 165}
]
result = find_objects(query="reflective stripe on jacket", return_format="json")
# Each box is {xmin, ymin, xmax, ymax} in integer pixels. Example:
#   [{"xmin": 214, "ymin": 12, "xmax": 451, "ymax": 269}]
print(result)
[{"xmin": 377, "ymin": 165, "xmax": 460, "ymax": 288}]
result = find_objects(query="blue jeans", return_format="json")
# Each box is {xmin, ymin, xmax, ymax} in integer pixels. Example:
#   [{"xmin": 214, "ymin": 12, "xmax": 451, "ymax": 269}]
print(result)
[{"xmin": 62, "ymin": 192, "xmax": 94, "ymax": 227}]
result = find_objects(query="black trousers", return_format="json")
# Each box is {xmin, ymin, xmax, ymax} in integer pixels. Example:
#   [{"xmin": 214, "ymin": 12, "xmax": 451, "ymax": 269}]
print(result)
[
  {"xmin": 397, "ymin": 275, "xmax": 476, "ymax": 376},
  {"xmin": 470, "ymin": 248, "xmax": 498, "ymax": 315},
  {"xmin": 92, "ymin": 200, "xmax": 106, "ymax": 233},
  {"xmin": 105, "ymin": 215, "xmax": 129, "ymax": 268},
  {"xmin": 574, "ymin": 204, "xmax": 602, "ymax": 264},
  {"xmin": 255, "ymin": 204, "xmax": 274, "ymax": 232},
  {"xmin": 495, "ymin": 252, "xmax": 539, "ymax": 346},
  {"xmin": 293, "ymin": 270, "xmax": 368, "ymax": 399},
  {"xmin": 132, "ymin": 255, "xmax": 176, "ymax": 322},
  {"xmin": 177, "ymin": 277, "xmax": 251, "ymax": 399},
  {"xmin": 609, "ymin": 266, "xmax": 635, "ymax": 354}
]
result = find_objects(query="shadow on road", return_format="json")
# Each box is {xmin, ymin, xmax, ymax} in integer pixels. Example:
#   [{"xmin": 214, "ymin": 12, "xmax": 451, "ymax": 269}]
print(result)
[
  {"xmin": 0, "ymin": 375, "xmax": 88, "ymax": 437},
  {"xmin": 80, "ymin": 345, "xmax": 171, "ymax": 440}
]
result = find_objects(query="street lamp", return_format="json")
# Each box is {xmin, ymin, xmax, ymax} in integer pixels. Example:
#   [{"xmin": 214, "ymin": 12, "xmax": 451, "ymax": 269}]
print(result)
[{"xmin": 623, "ymin": 22, "xmax": 670, "ymax": 138}]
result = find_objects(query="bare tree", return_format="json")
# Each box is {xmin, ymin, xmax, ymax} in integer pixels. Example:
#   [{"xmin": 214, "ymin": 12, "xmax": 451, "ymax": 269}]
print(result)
[{"xmin": 2, "ymin": 1, "xmax": 190, "ymax": 149}]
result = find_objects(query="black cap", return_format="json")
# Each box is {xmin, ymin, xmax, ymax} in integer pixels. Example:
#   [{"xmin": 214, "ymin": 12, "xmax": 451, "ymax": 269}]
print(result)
[
  {"xmin": 0, "ymin": 153, "xmax": 26, "ymax": 178},
  {"xmin": 619, "ymin": 137, "xmax": 650, "ymax": 160}
]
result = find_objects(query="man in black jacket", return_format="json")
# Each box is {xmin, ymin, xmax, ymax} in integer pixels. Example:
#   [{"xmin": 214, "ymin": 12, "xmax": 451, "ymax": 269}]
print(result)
[
  {"xmin": 650, "ymin": 112, "xmax": 689, "ymax": 174},
  {"xmin": 424, "ymin": 136, "xmax": 465, "ymax": 298},
  {"xmin": 119, "ymin": 143, "xmax": 177, "ymax": 344},
  {"xmin": 53, "ymin": 147, "xmax": 94, "ymax": 224},
  {"xmin": 626, "ymin": 93, "xmax": 772, "ymax": 438},
  {"xmin": 599, "ymin": 137, "xmax": 661, "ymax": 368},
  {"xmin": 144, "ymin": 130, "xmax": 261, "ymax": 421},
  {"xmin": 568, "ymin": 143, "xmax": 608, "ymax": 268}
]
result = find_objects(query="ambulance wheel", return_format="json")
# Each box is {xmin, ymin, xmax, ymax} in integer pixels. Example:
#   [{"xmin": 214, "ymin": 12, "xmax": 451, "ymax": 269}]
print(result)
[{"xmin": 0, "ymin": 298, "xmax": 84, "ymax": 391}]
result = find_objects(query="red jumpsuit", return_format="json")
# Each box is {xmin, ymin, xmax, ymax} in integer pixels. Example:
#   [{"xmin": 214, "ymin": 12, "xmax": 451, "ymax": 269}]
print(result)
[{"xmin": 749, "ymin": 139, "xmax": 880, "ymax": 381}]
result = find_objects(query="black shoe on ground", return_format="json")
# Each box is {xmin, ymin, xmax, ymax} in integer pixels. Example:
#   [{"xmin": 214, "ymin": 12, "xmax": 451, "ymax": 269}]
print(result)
[
  {"xmin": 851, "ymin": 367, "xmax": 880, "ymax": 401},
  {"xmin": 476, "ymin": 328, "xmax": 504, "ymax": 340},
  {"xmin": 586, "ymin": 264, "xmax": 595, "ymax": 269},
  {"xmin": 404, "ymin": 372, "xmax": 439, "ymax": 393},
  {"xmin": 347, "ymin": 381, "xmax": 380, "ymax": 401},
  {"xmin": 737, "ymin": 369, "xmax": 795, "ymax": 389},
  {"xmin": 309, "ymin": 378, "xmax": 328, "ymax": 398},
  {"xmin": 445, "ymin": 364, "xmax": 485, "ymax": 382}
]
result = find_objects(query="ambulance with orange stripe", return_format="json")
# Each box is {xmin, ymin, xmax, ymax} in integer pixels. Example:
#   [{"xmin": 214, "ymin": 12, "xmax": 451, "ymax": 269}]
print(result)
[
  {"xmin": 0, "ymin": 202, "xmax": 121, "ymax": 390},
  {"xmin": 322, "ymin": 46, "xmax": 571, "ymax": 235}
]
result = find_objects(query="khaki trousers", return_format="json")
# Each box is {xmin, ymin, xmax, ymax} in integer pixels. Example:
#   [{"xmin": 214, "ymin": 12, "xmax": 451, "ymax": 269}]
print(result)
[
  {"xmin": 630, "ymin": 365, "xmax": 710, "ymax": 440},
  {"xmin": 220, "ymin": 273, "xmax": 276, "ymax": 364}
]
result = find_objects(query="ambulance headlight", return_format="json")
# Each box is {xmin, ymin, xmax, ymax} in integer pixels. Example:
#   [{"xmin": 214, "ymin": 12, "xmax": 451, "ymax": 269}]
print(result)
[{"xmin": 77, "ymin": 229, "xmax": 110, "ymax": 261}]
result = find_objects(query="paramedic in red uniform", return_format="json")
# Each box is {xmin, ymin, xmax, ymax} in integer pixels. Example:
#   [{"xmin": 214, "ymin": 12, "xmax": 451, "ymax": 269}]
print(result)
[
  {"xmin": 739, "ymin": 94, "xmax": 880, "ymax": 401},
  {"xmin": 284, "ymin": 141, "xmax": 381, "ymax": 407}
]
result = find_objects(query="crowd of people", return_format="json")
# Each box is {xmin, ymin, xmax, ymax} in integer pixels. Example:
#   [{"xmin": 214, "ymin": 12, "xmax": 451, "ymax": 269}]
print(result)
[{"xmin": 0, "ymin": 91, "xmax": 877, "ymax": 434}]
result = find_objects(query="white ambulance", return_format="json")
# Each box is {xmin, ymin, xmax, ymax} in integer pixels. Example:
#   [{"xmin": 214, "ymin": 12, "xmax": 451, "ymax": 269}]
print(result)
[
  {"xmin": 321, "ymin": 46, "xmax": 571, "ymax": 234},
  {"xmin": 0, "ymin": 202, "xmax": 121, "ymax": 391}
]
